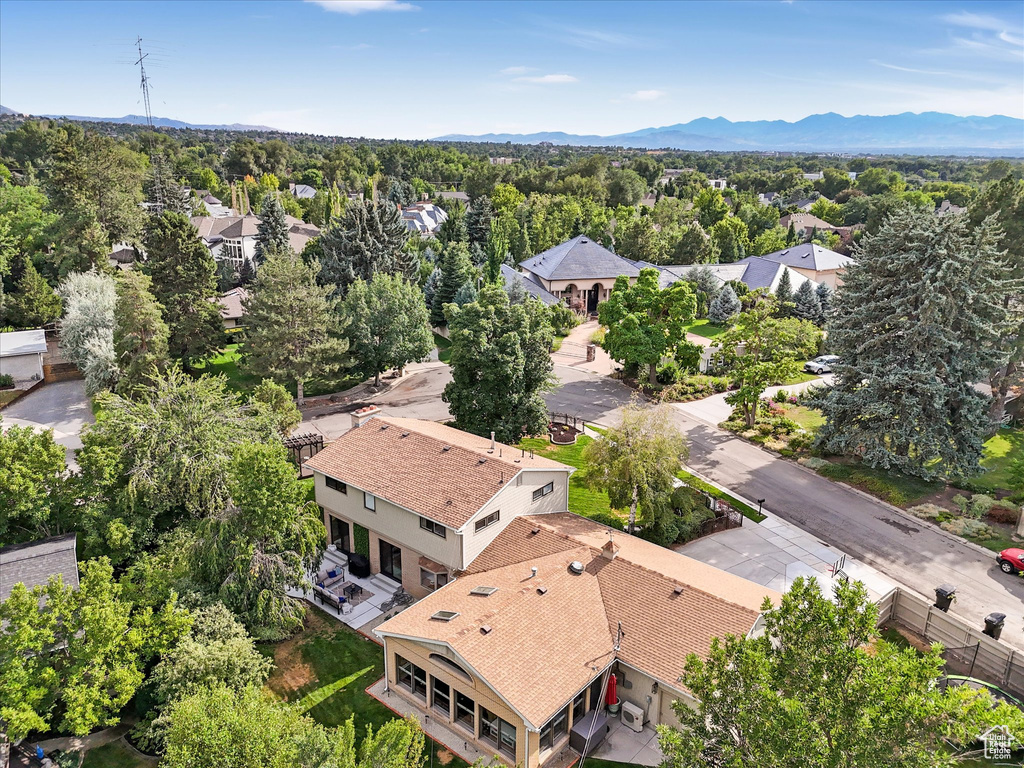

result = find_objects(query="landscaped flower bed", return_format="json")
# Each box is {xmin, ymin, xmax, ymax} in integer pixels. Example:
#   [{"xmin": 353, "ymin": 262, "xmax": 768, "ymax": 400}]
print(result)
[{"xmin": 548, "ymin": 421, "xmax": 581, "ymax": 445}]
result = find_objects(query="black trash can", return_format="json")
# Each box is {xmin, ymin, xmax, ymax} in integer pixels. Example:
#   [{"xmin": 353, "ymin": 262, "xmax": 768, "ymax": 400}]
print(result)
[
  {"xmin": 934, "ymin": 584, "xmax": 956, "ymax": 612},
  {"xmin": 984, "ymin": 612, "xmax": 1006, "ymax": 640}
]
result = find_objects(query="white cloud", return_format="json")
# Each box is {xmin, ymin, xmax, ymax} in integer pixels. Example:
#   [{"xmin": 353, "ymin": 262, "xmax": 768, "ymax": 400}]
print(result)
[
  {"xmin": 942, "ymin": 11, "xmax": 1017, "ymax": 33},
  {"xmin": 500, "ymin": 66, "xmax": 531, "ymax": 75},
  {"xmin": 561, "ymin": 28, "xmax": 644, "ymax": 50},
  {"xmin": 513, "ymin": 74, "xmax": 578, "ymax": 84},
  {"xmin": 306, "ymin": 0, "xmax": 418, "ymax": 15},
  {"xmin": 627, "ymin": 89, "xmax": 667, "ymax": 101}
]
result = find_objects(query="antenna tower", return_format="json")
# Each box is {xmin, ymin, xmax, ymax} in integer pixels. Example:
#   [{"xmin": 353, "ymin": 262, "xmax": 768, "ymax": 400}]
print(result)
[{"xmin": 135, "ymin": 36, "xmax": 163, "ymax": 206}]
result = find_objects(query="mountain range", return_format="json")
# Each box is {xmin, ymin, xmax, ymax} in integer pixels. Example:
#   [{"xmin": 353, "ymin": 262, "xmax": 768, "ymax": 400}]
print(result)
[
  {"xmin": 0, "ymin": 105, "xmax": 276, "ymax": 132},
  {"xmin": 436, "ymin": 112, "xmax": 1024, "ymax": 156}
]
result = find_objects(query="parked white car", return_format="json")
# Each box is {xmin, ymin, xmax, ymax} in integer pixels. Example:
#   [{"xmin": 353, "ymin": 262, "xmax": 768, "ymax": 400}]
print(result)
[{"xmin": 804, "ymin": 355, "xmax": 840, "ymax": 374}]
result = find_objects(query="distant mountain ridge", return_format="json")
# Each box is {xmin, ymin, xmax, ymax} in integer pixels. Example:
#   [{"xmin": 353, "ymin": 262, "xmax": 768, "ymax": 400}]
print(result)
[
  {"xmin": 0, "ymin": 105, "xmax": 276, "ymax": 132},
  {"xmin": 436, "ymin": 112, "xmax": 1024, "ymax": 156}
]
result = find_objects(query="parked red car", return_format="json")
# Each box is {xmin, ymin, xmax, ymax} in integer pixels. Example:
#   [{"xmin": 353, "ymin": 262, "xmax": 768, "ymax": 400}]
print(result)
[{"xmin": 997, "ymin": 549, "xmax": 1024, "ymax": 575}]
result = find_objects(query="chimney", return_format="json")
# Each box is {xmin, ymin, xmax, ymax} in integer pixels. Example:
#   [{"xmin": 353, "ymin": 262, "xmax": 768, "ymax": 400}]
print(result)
[
  {"xmin": 601, "ymin": 534, "xmax": 620, "ymax": 561},
  {"xmin": 350, "ymin": 405, "xmax": 381, "ymax": 429},
  {"xmin": 490, "ymin": 432, "xmax": 496, "ymax": 452}
]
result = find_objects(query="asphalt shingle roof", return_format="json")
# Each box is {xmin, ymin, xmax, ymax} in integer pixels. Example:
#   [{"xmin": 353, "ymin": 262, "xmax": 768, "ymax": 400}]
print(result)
[
  {"xmin": 519, "ymin": 236, "xmax": 641, "ymax": 282},
  {"xmin": 500, "ymin": 265, "xmax": 560, "ymax": 305},
  {"xmin": 0, "ymin": 534, "xmax": 80, "ymax": 602},
  {"xmin": 759, "ymin": 243, "xmax": 853, "ymax": 271}
]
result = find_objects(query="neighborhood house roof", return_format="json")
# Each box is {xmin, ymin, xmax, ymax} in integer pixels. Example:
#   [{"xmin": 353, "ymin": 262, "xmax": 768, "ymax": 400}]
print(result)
[
  {"xmin": 304, "ymin": 417, "xmax": 570, "ymax": 529},
  {"xmin": 759, "ymin": 243, "xmax": 853, "ymax": 272},
  {"xmin": 500, "ymin": 265, "xmax": 560, "ymax": 306},
  {"xmin": 657, "ymin": 259, "xmax": 817, "ymax": 294},
  {"xmin": 377, "ymin": 514, "xmax": 777, "ymax": 728},
  {"xmin": 401, "ymin": 203, "xmax": 448, "ymax": 235},
  {"xmin": 0, "ymin": 329, "xmax": 47, "ymax": 357},
  {"xmin": 0, "ymin": 534, "xmax": 80, "ymax": 602},
  {"xmin": 290, "ymin": 184, "xmax": 317, "ymax": 199},
  {"xmin": 519, "ymin": 235, "xmax": 641, "ymax": 282},
  {"xmin": 216, "ymin": 287, "xmax": 249, "ymax": 321},
  {"xmin": 779, "ymin": 212, "xmax": 840, "ymax": 232},
  {"xmin": 191, "ymin": 215, "xmax": 260, "ymax": 242}
]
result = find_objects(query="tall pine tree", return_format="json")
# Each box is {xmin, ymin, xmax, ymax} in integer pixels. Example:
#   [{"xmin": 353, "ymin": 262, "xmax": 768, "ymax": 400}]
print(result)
[
  {"xmin": 773, "ymin": 268, "xmax": 794, "ymax": 316},
  {"xmin": 253, "ymin": 193, "xmax": 290, "ymax": 265},
  {"xmin": 113, "ymin": 270, "xmax": 169, "ymax": 394},
  {"xmin": 431, "ymin": 243, "xmax": 473, "ymax": 328},
  {"xmin": 317, "ymin": 200, "xmax": 409, "ymax": 296},
  {"xmin": 143, "ymin": 211, "xmax": 222, "ymax": 368},
  {"xmin": 814, "ymin": 208, "xmax": 1010, "ymax": 479},
  {"xmin": 792, "ymin": 280, "xmax": 822, "ymax": 324}
]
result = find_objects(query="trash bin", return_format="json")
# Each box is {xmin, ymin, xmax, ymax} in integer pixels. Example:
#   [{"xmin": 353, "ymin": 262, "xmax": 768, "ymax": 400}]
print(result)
[
  {"xmin": 984, "ymin": 612, "xmax": 1006, "ymax": 640},
  {"xmin": 934, "ymin": 584, "xmax": 957, "ymax": 612}
]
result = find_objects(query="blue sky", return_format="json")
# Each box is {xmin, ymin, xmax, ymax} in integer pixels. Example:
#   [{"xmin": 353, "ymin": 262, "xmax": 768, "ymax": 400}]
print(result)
[{"xmin": 1, "ymin": 0, "xmax": 1021, "ymax": 138}]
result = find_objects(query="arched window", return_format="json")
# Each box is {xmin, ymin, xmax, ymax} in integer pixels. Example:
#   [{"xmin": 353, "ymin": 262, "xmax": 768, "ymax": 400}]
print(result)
[{"xmin": 429, "ymin": 653, "xmax": 473, "ymax": 683}]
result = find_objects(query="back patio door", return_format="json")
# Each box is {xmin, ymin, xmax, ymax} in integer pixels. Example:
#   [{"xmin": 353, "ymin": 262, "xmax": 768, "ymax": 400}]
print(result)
[{"xmin": 379, "ymin": 539, "xmax": 403, "ymax": 583}]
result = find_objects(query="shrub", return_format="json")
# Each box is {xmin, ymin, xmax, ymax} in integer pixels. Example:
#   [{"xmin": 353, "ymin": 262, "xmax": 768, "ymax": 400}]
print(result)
[
  {"xmin": 657, "ymin": 360, "xmax": 680, "ymax": 385},
  {"xmin": 987, "ymin": 504, "xmax": 1020, "ymax": 525},
  {"xmin": 773, "ymin": 389, "xmax": 790, "ymax": 404},
  {"xmin": 787, "ymin": 433, "xmax": 813, "ymax": 451},
  {"xmin": 954, "ymin": 493, "xmax": 997, "ymax": 519},
  {"xmin": 907, "ymin": 503, "xmax": 946, "ymax": 521},
  {"xmin": 756, "ymin": 422, "xmax": 774, "ymax": 437},
  {"xmin": 549, "ymin": 303, "xmax": 581, "ymax": 336},
  {"xmin": 800, "ymin": 457, "xmax": 831, "ymax": 470},
  {"xmin": 0, "ymin": 373, "xmax": 13, "ymax": 389},
  {"xmin": 590, "ymin": 327, "xmax": 606, "ymax": 347},
  {"xmin": 941, "ymin": 518, "xmax": 994, "ymax": 540},
  {"xmin": 660, "ymin": 375, "xmax": 732, "ymax": 403}
]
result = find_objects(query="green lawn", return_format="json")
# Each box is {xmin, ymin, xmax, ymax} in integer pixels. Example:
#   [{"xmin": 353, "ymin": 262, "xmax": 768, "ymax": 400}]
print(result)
[
  {"xmin": 786, "ymin": 404, "xmax": 825, "ymax": 432},
  {"xmin": 519, "ymin": 436, "xmax": 624, "ymax": 527},
  {"xmin": 684, "ymin": 318, "xmax": 728, "ymax": 339},
  {"xmin": 973, "ymin": 426, "xmax": 1023, "ymax": 494},
  {"xmin": 813, "ymin": 461, "xmax": 941, "ymax": 508},
  {"xmin": 434, "ymin": 332, "xmax": 451, "ymax": 364},
  {"xmin": 675, "ymin": 468, "xmax": 766, "ymax": 523},
  {"xmin": 0, "ymin": 389, "xmax": 23, "ymax": 407},
  {"xmin": 780, "ymin": 371, "xmax": 818, "ymax": 386},
  {"xmin": 262, "ymin": 608, "xmax": 470, "ymax": 768},
  {"xmin": 193, "ymin": 344, "xmax": 361, "ymax": 397},
  {"xmin": 81, "ymin": 741, "xmax": 156, "ymax": 768}
]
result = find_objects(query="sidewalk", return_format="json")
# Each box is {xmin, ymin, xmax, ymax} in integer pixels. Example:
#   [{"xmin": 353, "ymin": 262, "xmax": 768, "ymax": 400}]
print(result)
[{"xmin": 673, "ymin": 373, "xmax": 833, "ymax": 427}]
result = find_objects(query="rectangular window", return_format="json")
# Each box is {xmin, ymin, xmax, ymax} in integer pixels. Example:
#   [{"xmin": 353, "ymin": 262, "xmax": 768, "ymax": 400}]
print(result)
[
  {"xmin": 532, "ymin": 482, "xmax": 554, "ymax": 502},
  {"xmin": 474, "ymin": 510, "xmax": 500, "ymax": 533},
  {"xmin": 432, "ymin": 678, "xmax": 451, "ymax": 718},
  {"xmin": 572, "ymin": 692, "xmax": 586, "ymax": 724},
  {"xmin": 419, "ymin": 517, "xmax": 446, "ymax": 538},
  {"xmin": 540, "ymin": 705, "xmax": 569, "ymax": 752},
  {"xmin": 480, "ymin": 708, "xmax": 516, "ymax": 760},
  {"xmin": 420, "ymin": 568, "xmax": 450, "ymax": 592},
  {"xmin": 325, "ymin": 476, "xmax": 347, "ymax": 494},
  {"xmin": 364, "ymin": 492, "xmax": 376, "ymax": 511},
  {"xmin": 455, "ymin": 691, "xmax": 475, "ymax": 732},
  {"xmin": 396, "ymin": 655, "xmax": 426, "ymax": 700}
]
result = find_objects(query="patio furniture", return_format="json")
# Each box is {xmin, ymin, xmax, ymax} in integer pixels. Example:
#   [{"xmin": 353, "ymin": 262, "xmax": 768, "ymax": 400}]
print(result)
[
  {"xmin": 314, "ymin": 566, "xmax": 346, "ymax": 590},
  {"xmin": 344, "ymin": 583, "xmax": 363, "ymax": 601},
  {"xmin": 348, "ymin": 553, "xmax": 371, "ymax": 579},
  {"xmin": 569, "ymin": 710, "xmax": 609, "ymax": 756},
  {"xmin": 313, "ymin": 586, "xmax": 347, "ymax": 613}
]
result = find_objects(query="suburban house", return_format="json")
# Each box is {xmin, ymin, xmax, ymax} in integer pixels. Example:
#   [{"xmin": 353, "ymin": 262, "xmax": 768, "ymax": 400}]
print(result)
[
  {"xmin": 756, "ymin": 243, "xmax": 854, "ymax": 288},
  {"xmin": 778, "ymin": 212, "xmax": 850, "ymax": 240},
  {"xmin": 518, "ymin": 236, "xmax": 641, "ymax": 313},
  {"xmin": 374, "ymin": 513, "xmax": 779, "ymax": 768},
  {"xmin": 658, "ymin": 258, "xmax": 819, "ymax": 295},
  {"xmin": 500, "ymin": 264, "xmax": 560, "ymax": 305},
  {"xmin": 305, "ymin": 411, "xmax": 574, "ymax": 599},
  {"xmin": 216, "ymin": 287, "xmax": 248, "ymax": 330},
  {"xmin": 0, "ymin": 328, "xmax": 47, "ymax": 385},
  {"xmin": 401, "ymin": 202, "xmax": 449, "ymax": 237},
  {"xmin": 438, "ymin": 190, "xmax": 470, "ymax": 207},
  {"xmin": 288, "ymin": 183, "xmax": 317, "ymax": 199},
  {"xmin": 708, "ymin": 178, "xmax": 727, "ymax": 190},
  {"xmin": 0, "ymin": 534, "xmax": 80, "ymax": 603},
  {"xmin": 191, "ymin": 214, "xmax": 320, "ymax": 267}
]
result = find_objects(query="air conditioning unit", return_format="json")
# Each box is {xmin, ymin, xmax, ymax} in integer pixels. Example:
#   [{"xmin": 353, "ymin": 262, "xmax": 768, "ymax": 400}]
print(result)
[{"xmin": 620, "ymin": 700, "xmax": 645, "ymax": 733}]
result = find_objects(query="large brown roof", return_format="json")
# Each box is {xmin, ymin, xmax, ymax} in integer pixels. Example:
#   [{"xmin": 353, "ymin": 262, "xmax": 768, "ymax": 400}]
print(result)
[
  {"xmin": 304, "ymin": 417, "xmax": 570, "ymax": 529},
  {"xmin": 377, "ymin": 514, "xmax": 779, "ymax": 727}
]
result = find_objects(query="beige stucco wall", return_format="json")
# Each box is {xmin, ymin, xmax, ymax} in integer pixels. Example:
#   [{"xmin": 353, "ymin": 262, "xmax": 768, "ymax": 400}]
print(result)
[
  {"xmin": 615, "ymin": 662, "xmax": 695, "ymax": 729},
  {"xmin": 0, "ymin": 352, "xmax": 43, "ymax": 383},
  {"xmin": 520, "ymin": 270, "xmax": 637, "ymax": 309}
]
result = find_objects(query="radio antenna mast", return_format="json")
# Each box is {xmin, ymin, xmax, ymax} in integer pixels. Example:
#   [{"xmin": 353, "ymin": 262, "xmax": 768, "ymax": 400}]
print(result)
[{"xmin": 135, "ymin": 36, "xmax": 164, "ymax": 207}]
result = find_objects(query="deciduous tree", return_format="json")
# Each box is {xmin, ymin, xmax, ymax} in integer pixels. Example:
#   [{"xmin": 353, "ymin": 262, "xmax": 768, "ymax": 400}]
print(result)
[
  {"xmin": 0, "ymin": 422, "xmax": 69, "ymax": 544},
  {"xmin": 58, "ymin": 269, "xmax": 117, "ymax": 393}
]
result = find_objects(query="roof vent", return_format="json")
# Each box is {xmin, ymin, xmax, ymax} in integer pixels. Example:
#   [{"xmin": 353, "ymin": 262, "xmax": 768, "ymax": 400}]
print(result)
[
  {"xmin": 480, "ymin": 625, "xmax": 492, "ymax": 634},
  {"xmin": 442, "ymin": 446, "xmax": 451, "ymax": 452},
  {"xmin": 673, "ymin": 586, "xmax": 684, "ymax": 596},
  {"xmin": 401, "ymin": 432, "xmax": 409, "ymax": 437},
  {"xmin": 380, "ymin": 424, "xmax": 389, "ymax": 430},
  {"xmin": 568, "ymin": 561, "xmax": 585, "ymax": 575},
  {"xmin": 478, "ymin": 458, "xmax": 487, "ymax": 465},
  {"xmin": 470, "ymin": 586, "xmax": 498, "ymax": 596},
  {"xmin": 536, "ymin": 586, "xmax": 548, "ymax": 595},
  {"xmin": 431, "ymin": 610, "xmax": 460, "ymax": 622},
  {"xmin": 530, "ymin": 527, "xmax": 540, "ymax": 535}
]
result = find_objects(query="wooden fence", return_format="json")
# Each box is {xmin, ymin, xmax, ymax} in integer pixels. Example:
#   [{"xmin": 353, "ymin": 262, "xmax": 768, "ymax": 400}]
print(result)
[{"xmin": 876, "ymin": 587, "xmax": 1024, "ymax": 701}]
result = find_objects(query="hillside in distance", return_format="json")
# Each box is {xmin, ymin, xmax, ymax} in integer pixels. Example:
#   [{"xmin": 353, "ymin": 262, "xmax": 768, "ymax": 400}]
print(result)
[
  {"xmin": 437, "ymin": 112, "xmax": 1024, "ymax": 156},
  {"xmin": 0, "ymin": 106, "xmax": 276, "ymax": 132}
]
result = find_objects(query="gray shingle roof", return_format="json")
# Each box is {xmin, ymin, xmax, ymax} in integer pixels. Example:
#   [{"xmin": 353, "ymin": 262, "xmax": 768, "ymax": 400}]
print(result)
[
  {"xmin": 519, "ymin": 235, "xmax": 641, "ymax": 282},
  {"xmin": 0, "ymin": 534, "xmax": 79, "ymax": 602},
  {"xmin": 759, "ymin": 243, "xmax": 853, "ymax": 271},
  {"xmin": 500, "ymin": 265, "xmax": 560, "ymax": 305},
  {"xmin": 0, "ymin": 329, "xmax": 48, "ymax": 357}
]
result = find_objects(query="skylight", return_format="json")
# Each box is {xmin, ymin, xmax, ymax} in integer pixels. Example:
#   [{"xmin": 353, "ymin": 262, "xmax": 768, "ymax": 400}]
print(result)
[
  {"xmin": 470, "ymin": 586, "xmax": 498, "ymax": 596},
  {"xmin": 431, "ymin": 610, "xmax": 460, "ymax": 622}
]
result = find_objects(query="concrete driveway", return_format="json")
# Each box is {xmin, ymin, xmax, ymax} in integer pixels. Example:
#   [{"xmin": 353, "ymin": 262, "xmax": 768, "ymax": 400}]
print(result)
[
  {"xmin": 1, "ymin": 379, "xmax": 93, "ymax": 464},
  {"xmin": 674, "ymin": 373, "xmax": 833, "ymax": 426}
]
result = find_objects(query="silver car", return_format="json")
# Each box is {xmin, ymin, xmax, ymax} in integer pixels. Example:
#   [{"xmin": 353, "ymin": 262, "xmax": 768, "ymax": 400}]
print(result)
[{"xmin": 804, "ymin": 355, "xmax": 839, "ymax": 374}]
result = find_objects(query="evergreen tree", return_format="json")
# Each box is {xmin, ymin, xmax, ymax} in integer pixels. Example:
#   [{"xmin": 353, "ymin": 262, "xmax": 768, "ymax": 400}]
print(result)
[
  {"xmin": 466, "ymin": 194, "xmax": 493, "ymax": 245},
  {"xmin": 4, "ymin": 259, "xmax": 62, "ymax": 328},
  {"xmin": 422, "ymin": 267, "xmax": 442, "ymax": 309},
  {"xmin": 815, "ymin": 282, "xmax": 832, "ymax": 319},
  {"xmin": 504, "ymin": 272, "xmax": 528, "ymax": 305},
  {"xmin": 253, "ymin": 193, "xmax": 290, "ymax": 265},
  {"xmin": 216, "ymin": 258, "xmax": 239, "ymax": 293},
  {"xmin": 242, "ymin": 247, "xmax": 348, "ymax": 405},
  {"xmin": 143, "ymin": 212, "xmax": 222, "ymax": 368},
  {"xmin": 813, "ymin": 209, "xmax": 1010, "ymax": 479},
  {"xmin": 773, "ymin": 268, "xmax": 794, "ymax": 316},
  {"xmin": 707, "ymin": 284, "xmax": 741, "ymax": 325},
  {"xmin": 792, "ymin": 280, "xmax": 822, "ymax": 324},
  {"xmin": 443, "ymin": 284, "xmax": 553, "ymax": 443},
  {"xmin": 317, "ymin": 200, "xmax": 409, "ymax": 296},
  {"xmin": 147, "ymin": 158, "xmax": 190, "ymax": 215},
  {"xmin": 113, "ymin": 270, "xmax": 169, "ymax": 394},
  {"xmin": 786, "ymin": 221, "xmax": 798, "ymax": 245},
  {"xmin": 453, "ymin": 280, "xmax": 478, "ymax": 307},
  {"xmin": 339, "ymin": 273, "xmax": 433, "ymax": 387},
  {"xmin": 238, "ymin": 258, "xmax": 255, "ymax": 286},
  {"xmin": 394, "ymin": 244, "xmax": 421, "ymax": 282},
  {"xmin": 430, "ymin": 243, "xmax": 472, "ymax": 327},
  {"xmin": 685, "ymin": 266, "xmax": 720, "ymax": 318},
  {"xmin": 484, "ymin": 218, "xmax": 508, "ymax": 284},
  {"xmin": 437, "ymin": 201, "xmax": 467, "ymax": 247}
]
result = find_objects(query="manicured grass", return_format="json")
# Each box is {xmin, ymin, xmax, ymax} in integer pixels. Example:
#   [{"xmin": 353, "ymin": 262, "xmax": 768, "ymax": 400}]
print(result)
[
  {"xmin": 973, "ymin": 427, "xmax": 1023, "ymax": 494},
  {"xmin": 193, "ymin": 344, "xmax": 361, "ymax": 397},
  {"xmin": 813, "ymin": 461, "xmax": 940, "ymax": 508},
  {"xmin": 780, "ymin": 371, "xmax": 818, "ymax": 386},
  {"xmin": 0, "ymin": 389, "xmax": 23, "ymax": 407},
  {"xmin": 684, "ymin": 318, "xmax": 728, "ymax": 339},
  {"xmin": 434, "ymin": 332, "xmax": 451, "ymax": 364},
  {"xmin": 519, "ymin": 436, "xmax": 624, "ymax": 527},
  {"xmin": 81, "ymin": 741, "xmax": 156, "ymax": 768},
  {"xmin": 262, "ymin": 608, "xmax": 470, "ymax": 768},
  {"xmin": 675, "ymin": 468, "xmax": 766, "ymax": 523},
  {"xmin": 786, "ymin": 404, "xmax": 825, "ymax": 432}
]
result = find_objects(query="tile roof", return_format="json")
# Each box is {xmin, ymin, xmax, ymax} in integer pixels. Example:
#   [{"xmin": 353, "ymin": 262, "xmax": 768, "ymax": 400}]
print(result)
[
  {"xmin": 759, "ymin": 243, "xmax": 853, "ymax": 271},
  {"xmin": 0, "ymin": 534, "xmax": 80, "ymax": 602},
  {"xmin": 304, "ymin": 417, "xmax": 570, "ymax": 529},
  {"xmin": 500, "ymin": 265, "xmax": 560, "ymax": 306},
  {"xmin": 519, "ymin": 236, "xmax": 641, "ymax": 282},
  {"xmin": 377, "ymin": 515, "xmax": 778, "ymax": 727},
  {"xmin": 0, "ymin": 329, "xmax": 47, "ymax": 357}
]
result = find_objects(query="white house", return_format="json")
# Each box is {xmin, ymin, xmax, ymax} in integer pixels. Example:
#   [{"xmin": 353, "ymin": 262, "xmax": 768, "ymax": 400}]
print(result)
[{"xmin": 0, "ymin": 329, "xmax": 47, "ymax": 385}]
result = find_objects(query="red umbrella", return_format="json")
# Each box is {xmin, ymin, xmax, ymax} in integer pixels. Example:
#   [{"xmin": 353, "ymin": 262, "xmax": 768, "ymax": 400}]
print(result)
[{"xmin": 605, "ymin": 673, "xmax": 618, "ymax": 706}]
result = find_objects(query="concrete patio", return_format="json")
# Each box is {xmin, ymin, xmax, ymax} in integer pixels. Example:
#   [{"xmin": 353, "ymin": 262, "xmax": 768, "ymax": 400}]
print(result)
[{"xmin": 587, "ymin": 717, "xmax": 663, "ymax": 767}]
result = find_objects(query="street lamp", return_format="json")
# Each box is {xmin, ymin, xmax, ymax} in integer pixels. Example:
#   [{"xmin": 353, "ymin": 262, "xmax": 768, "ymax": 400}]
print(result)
[{"xmin": 757, "ymin": 498, "xmax": 766, "ymax": 516}]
